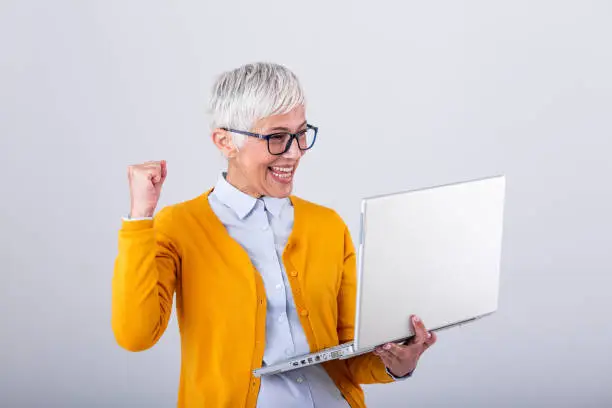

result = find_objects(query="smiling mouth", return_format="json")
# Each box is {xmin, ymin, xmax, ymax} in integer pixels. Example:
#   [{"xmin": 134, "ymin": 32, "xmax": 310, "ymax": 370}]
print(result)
[{"xmin": 268, "ymin": 166, "xmax": 294, "ymax": 181}]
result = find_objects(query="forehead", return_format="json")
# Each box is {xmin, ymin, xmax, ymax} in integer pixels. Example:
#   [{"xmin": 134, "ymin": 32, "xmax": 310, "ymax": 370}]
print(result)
[{"xmin": 252, "ymin": 105, "xmax": 306, "ymax": 133}]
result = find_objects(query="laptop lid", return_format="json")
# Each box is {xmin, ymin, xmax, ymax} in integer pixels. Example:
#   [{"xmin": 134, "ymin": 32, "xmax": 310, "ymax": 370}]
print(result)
[{"xmin": 353, "ymin": 175, "xmax": 506, "ymax": 351}]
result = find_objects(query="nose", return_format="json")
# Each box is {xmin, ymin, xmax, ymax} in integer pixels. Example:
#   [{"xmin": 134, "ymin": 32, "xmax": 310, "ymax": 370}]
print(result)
[{"xmin": 282, "ymin": 136, "xmax": 301, "ymax": 159}]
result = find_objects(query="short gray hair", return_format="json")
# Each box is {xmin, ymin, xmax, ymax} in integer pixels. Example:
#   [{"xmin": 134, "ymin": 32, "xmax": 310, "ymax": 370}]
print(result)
[{"xmin": 207, "ymin": 62, "xmax": 305, "ymax": 145}]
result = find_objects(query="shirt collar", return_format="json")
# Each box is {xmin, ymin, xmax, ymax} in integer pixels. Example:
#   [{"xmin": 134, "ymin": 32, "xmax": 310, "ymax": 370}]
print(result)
[
  {"xmin": 212, "ymin": 172, "xmax": 290, "ymax": 219},
  {"xmin": 212, "ymin": 173, "xmax": 258, "ymax": 219},
  {"xmin": 261, "ymin": 195, "xmax": 287, "ymax": 218}
]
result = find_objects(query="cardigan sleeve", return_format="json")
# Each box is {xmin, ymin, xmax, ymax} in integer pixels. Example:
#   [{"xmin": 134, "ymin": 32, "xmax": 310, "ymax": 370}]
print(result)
[{"xmin": 111, "ymin": 206, "xmax": 179, "ymax": 352}]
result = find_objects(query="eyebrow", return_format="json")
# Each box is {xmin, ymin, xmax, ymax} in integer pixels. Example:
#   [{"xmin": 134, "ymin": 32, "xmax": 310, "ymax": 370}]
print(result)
[{"xmin": 267, "ymin": 121, "xmax": 307, "ymax": 133}]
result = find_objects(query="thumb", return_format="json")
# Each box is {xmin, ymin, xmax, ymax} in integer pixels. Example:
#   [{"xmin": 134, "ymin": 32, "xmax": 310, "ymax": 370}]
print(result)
[{"xmin": 161, "ymin": 160, "xmax": 167, "ymax": 182}]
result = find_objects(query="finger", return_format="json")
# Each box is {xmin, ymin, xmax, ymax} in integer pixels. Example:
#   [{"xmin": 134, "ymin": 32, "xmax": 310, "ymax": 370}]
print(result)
[
  {"xmin": 141, "ymin": 163, "xmax": 162, "ymax": 171},
  {"xmin": 148, "ymin": 161, "xmax": 164, "ymax": 183},
  {"xmin": 380, "ymin": 343, "xmax": 405, "ymax": 360},
  {"xmin": 375, "ymin": 347, "xmax": 402, "ymax": 365},
  {"xmin": 376, "ymin": 350, "xmax": 398, "ymax": 369},
  {"xmin": 160, "ymin": 160, "xmax": 167, "ymax": 181},
  {"xmin": 423, "ymin": 331, "xmax": 437, "ymax": 349},
  {"xmin": 146, "ymin": 169, "xmax": 162, "ymax": 183},
  {"xmin": 410, "ymin": 315, "xmax": 428, "ymax": 345},
  {"xmin": 139, "ymin": 164, "xmax": 162, "ymax": 183}
]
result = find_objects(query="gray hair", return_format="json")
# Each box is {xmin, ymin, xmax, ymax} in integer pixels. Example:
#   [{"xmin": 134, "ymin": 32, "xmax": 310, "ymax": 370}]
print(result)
[{"xmin": 207, "ymin": 62, "xmax": 306, "ymax": 146}]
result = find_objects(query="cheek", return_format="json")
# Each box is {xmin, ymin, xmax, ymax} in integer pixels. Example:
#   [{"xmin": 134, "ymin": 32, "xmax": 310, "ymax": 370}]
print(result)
[
  {"xmin": 236, "ymin": 144, "xmax": 277, "ymax": 179},
  {"xmin": 247, "ymin": 158, "xmax": 273, "ymax": 181},
  {"xmin": 239, "ymin": 150, "xmax": 272, "ymax": 171}
]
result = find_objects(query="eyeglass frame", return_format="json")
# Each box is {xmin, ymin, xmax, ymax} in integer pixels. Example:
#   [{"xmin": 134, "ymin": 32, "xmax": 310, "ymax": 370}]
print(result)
[{"xmin": 221, "ymin": 123, "xmax": 318, "ymax": 156}]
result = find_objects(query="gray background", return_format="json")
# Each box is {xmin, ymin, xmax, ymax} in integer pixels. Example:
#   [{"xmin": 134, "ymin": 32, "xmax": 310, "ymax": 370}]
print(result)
[{"xmin": 1, "ymin": 1, "xmax": 611, "ymax": 407}]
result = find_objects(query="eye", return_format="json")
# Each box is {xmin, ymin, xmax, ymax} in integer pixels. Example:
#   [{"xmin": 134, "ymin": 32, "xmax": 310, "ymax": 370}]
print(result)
[{"xmin": 268, "ymin": 133, "xmax": 289, "ymax": 143}]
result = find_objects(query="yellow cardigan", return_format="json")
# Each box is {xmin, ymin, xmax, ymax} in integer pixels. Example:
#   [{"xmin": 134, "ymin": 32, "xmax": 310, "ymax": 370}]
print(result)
[{"xmin": 111, "ymin": 189, "xmax": 394, "ymax": 407}]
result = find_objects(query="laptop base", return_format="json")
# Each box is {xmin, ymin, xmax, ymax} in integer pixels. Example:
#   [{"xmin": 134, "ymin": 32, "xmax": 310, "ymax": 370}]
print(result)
[{"xmin": 253, "ymin": 313, "xmax": 493, "ymax": 377}]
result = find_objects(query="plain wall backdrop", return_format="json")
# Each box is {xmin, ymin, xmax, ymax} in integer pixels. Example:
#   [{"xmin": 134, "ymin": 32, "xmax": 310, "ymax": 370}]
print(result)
[{"xmin": 1, "ymin": 1, "xmax": 611, "ymax": 407}]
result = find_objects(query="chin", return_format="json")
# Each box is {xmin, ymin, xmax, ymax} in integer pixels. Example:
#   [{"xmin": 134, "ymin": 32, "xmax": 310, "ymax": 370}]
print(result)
[
  {"xmin": 264, "ymin": 167, "xmax": 296, "ymax": 197},
  {"xmin": 268, "ymin": 185, "xmax": 293, "ymax": 198},
  {"xmin": 263, "ymin": 180, "xmax": 294, "ymax": 198}
]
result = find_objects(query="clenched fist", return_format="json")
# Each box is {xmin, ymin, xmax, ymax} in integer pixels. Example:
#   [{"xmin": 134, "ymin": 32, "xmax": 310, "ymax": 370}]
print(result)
[{"xmin": 128, "ymin": 160, "xmax": 167, "ymax": 218}]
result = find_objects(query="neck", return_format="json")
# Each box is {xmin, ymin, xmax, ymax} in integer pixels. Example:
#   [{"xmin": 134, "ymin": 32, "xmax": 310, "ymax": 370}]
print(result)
[{"xmin": 225, "ymin": 166, "xmax": 263, "ymax": 198}]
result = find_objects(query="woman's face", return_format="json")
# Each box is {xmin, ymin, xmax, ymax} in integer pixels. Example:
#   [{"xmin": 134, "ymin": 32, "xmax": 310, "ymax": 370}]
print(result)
[{"xmin": 215, "ymin": 105, "xmax": 308, "ymax": 198}]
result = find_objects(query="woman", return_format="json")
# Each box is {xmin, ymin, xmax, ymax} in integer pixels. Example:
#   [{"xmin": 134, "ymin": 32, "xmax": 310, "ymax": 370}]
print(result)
[{"xmin": 111, "ymin": 62, "xmax": 437, "ymax": 407}]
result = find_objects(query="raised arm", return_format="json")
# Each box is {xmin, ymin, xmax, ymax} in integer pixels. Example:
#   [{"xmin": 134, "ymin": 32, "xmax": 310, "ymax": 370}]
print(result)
[{"xmin": 111, "ymin": 160, "xmax": 178, "ymax": 351}]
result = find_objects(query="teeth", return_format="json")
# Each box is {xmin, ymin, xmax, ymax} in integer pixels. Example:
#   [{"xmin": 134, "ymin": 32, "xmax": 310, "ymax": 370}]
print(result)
[{"xmin": 270, "ymin": 166, "xmax": 293, "ymax": 179}]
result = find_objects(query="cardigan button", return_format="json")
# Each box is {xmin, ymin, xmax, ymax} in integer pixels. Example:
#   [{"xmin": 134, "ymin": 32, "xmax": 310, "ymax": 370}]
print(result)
[
  {"xmin": 290, "ymin": 270, "xmax": 298, "ymax": 277},
  {"xmin": 300, "ymin": 309, "xmax": 309, "ymax": 317}
]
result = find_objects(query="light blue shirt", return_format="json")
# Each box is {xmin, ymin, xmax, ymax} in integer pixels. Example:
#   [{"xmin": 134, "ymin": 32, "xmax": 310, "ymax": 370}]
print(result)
[{"xmin": 208, "ymin": 173, "xmax": 351, "ymax": 407}]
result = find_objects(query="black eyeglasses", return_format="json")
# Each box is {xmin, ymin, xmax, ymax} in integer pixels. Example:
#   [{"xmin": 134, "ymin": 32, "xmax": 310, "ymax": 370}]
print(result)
[{"xmin": 221, "ymin": 124, "xmax": 318, "ymax": 155}]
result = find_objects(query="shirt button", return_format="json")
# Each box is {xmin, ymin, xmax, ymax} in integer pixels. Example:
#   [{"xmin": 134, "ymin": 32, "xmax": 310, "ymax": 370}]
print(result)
[
  {"xmin": 278, "ymin": 313, "xmax": 286, "ymax": 322},
  {"xmin": 275, "ymin": 283, "xmax": 282, "ymax": 290},
  {"xmin": 262, "ymin": 224, "xmax": 269, "ymax": 231},
  {"xmin": 285, "ymin": 348, "xmax": 293, "ymax": 356},
  {"xmin": 300, "ymin": 309, "xmax": 309, "ymax": 317}
]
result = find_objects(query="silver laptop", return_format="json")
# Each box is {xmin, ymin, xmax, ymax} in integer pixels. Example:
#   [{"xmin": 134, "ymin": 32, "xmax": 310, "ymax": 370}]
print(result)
[{"xmin": 253, "ymin": 175, "xmax": 506, "ymax": 377}]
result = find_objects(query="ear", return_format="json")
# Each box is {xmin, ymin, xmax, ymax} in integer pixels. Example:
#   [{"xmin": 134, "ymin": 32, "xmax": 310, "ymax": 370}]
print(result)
[{"xmin": 211, "ymin": 128, "xmax": 239, "ymax": 159}]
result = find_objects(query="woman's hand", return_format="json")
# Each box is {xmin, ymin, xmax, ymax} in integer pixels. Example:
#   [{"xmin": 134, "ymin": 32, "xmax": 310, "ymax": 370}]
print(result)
[
  {"xmin": 127, "ymin": 160, "xmax": 167, "ymax": 218},
  {"xmin": 373, "ymin": 315, "xmax": 437, "ymax": 378}
]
